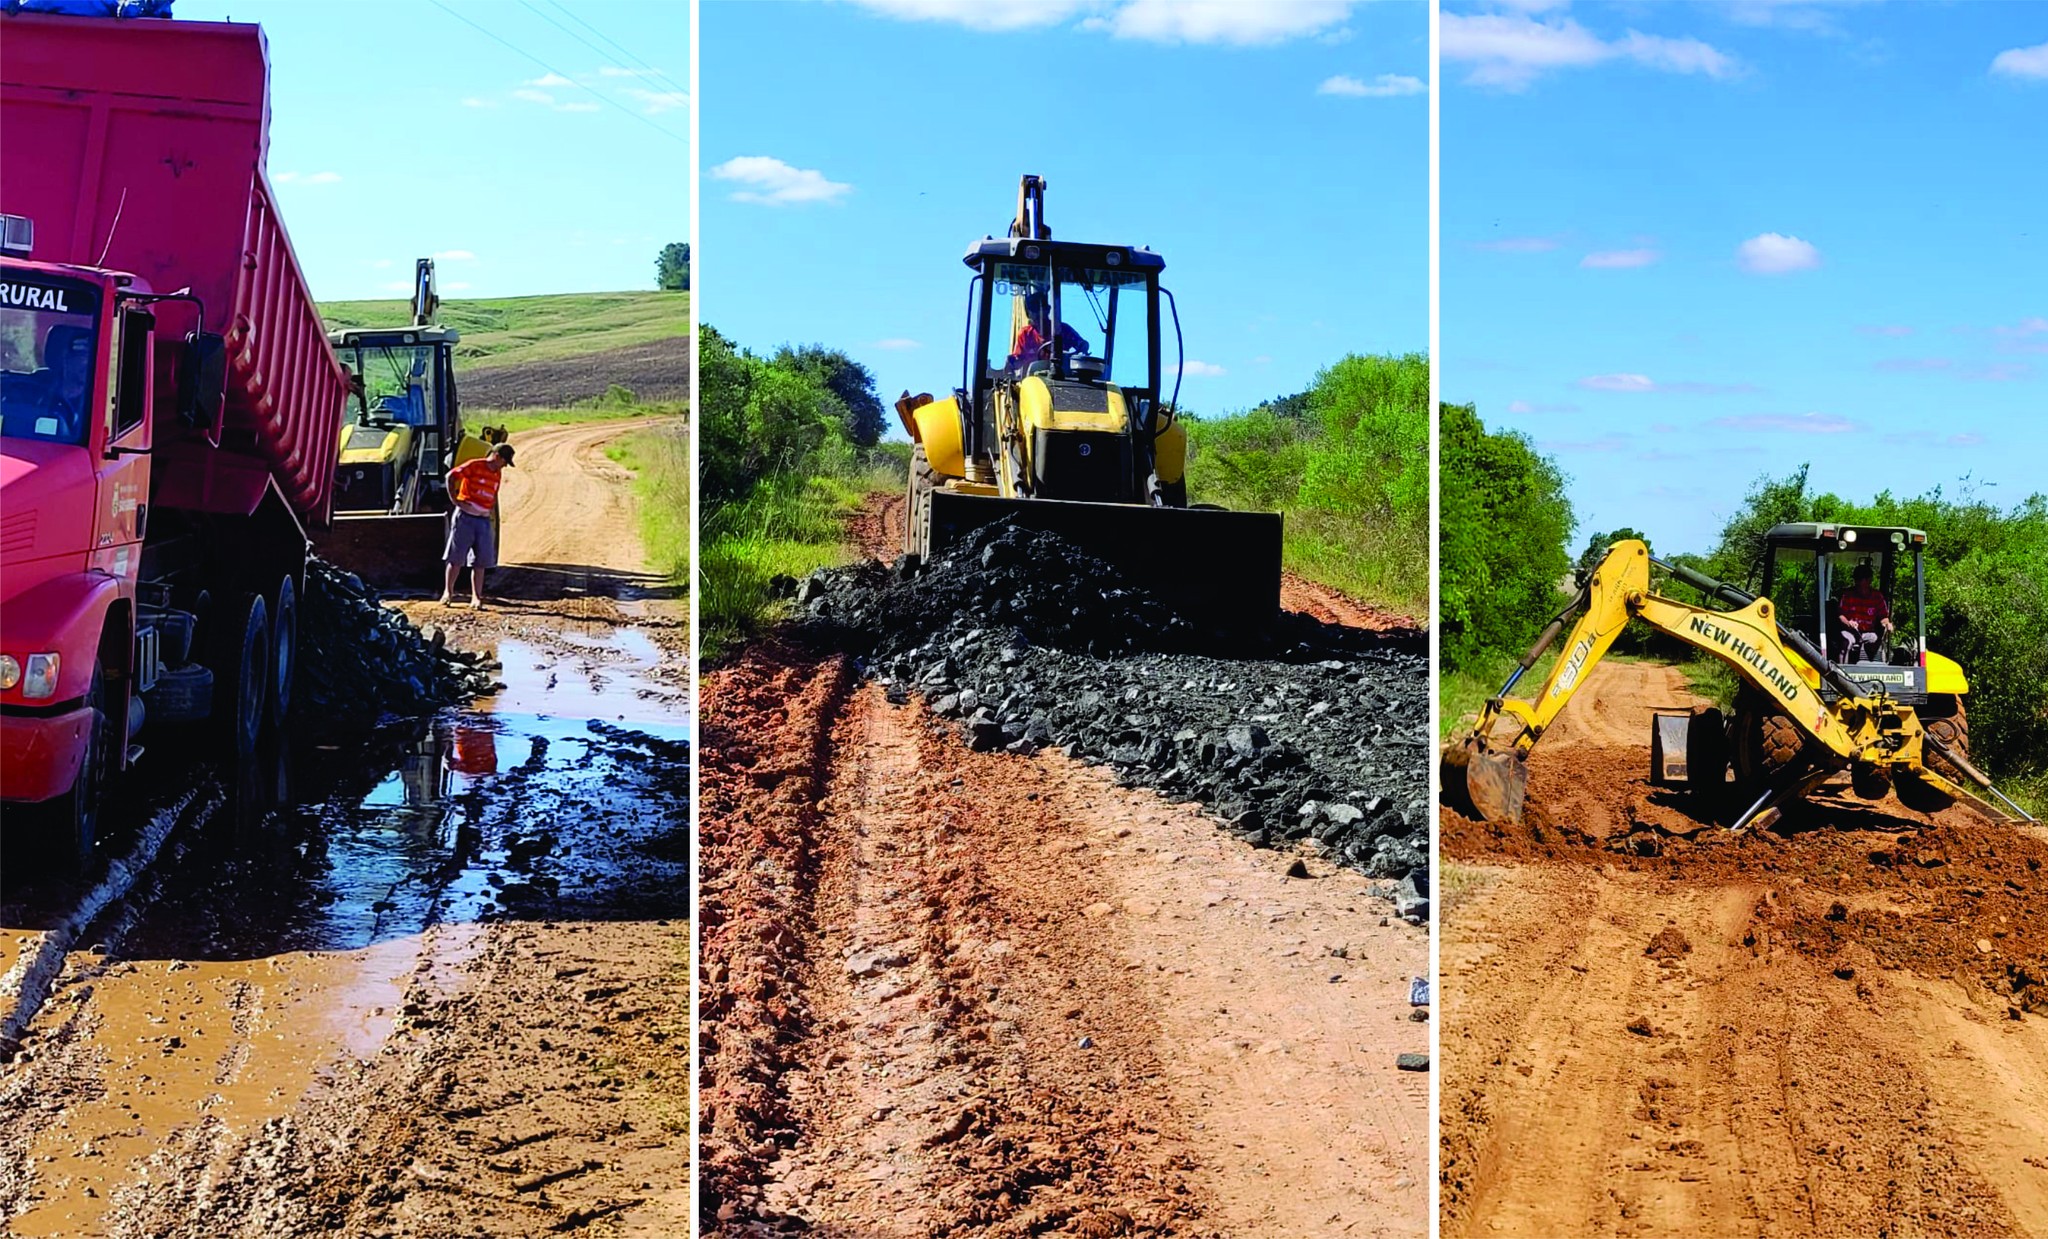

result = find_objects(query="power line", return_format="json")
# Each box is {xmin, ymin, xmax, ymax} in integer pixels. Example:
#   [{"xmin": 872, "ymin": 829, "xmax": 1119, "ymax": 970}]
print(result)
[
  {"xmin": 425, "ymin": 0, "xmax": 688, "ymax": 149},
  {"xmin": 531, "ymin": 0, "xmax": 691, "ymax": 105}
]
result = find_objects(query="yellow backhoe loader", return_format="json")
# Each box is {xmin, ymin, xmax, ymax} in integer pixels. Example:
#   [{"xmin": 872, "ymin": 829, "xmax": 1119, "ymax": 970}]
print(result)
[
  {"xmin": 316, "ymin": 258, "xmax": 504, "ymax": 584},
  {"xmin": 1442, "ymin": 533, "xmax": 2034, "ymax": 832},
  {"xmin": 894, "ymin": 176, "xmax": 1282, "ymax": 631}
]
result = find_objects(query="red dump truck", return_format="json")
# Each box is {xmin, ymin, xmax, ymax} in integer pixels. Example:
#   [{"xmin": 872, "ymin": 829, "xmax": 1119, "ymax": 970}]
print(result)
[{"xmin": 1, "ymin": 12, "xmax": 347, "ymax": 869}]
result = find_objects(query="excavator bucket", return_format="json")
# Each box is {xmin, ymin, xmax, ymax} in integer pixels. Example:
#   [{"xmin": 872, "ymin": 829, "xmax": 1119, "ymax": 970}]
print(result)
[
  {"xmin": 1440, "ymin": 735, "xmax": 1528, "ymax": 823},
  {"xmin": 313, "ymin": 512, "xmax": 452, "ymax": 591},
  {"xmin": 924, "ymin": 489, "xmax": 1283, "ymax": 633}
]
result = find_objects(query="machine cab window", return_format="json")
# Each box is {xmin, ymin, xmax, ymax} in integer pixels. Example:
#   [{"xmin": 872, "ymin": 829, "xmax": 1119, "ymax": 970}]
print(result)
[
  {"xmin": 1761, "ymin": 523, "xmax": 1929, "ymax": 688},
  {"xmin": 981, "ymin": 259, "xmax": 1156, "ymax": 397},
  {"xmin": 0, "ymin": 272, "xmax": 102, "ymax": 447}
]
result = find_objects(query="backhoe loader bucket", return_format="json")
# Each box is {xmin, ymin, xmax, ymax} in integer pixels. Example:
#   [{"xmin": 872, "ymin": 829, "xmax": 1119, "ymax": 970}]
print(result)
[
  {"xmin": 1441, "ymin": 735, "xmax": 1528, "ymax": 823},
  {"xmin": 313, "ymin": 512, "xmax": 453, "ymax": 591},
  {"xmin": 924, "ymin": 489, "xmax": 1283, "ymax": 633}
]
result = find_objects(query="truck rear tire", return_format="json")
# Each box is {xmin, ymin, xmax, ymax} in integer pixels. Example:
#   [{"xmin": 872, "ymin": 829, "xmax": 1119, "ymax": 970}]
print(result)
[
  {"xmin": 269, "ymin": 574, "xmax": 297, "ymax": 727},
  {"xmin": 208, "ymin": 592, "xmax": 270, "ymax": 758}
]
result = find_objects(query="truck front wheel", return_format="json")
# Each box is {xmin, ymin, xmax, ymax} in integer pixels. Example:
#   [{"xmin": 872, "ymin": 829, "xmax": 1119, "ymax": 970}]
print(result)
[
  {"xmin": 53, "ymin": 661, "xmax": 111, "ymax": 875},
  {"xmin": 209, "ymin": 592, "xmax": 270, "ymax": 758}
]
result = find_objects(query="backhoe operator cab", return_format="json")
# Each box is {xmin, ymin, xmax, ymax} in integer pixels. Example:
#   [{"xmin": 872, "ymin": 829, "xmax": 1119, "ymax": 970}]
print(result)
[
  {"xmin": 329, "ymin": 326, "xmax": 460, "ymax": 515},
  {"xmin": 1758, "ymin": 522, "xmax": 1964, "ymax": 705}
]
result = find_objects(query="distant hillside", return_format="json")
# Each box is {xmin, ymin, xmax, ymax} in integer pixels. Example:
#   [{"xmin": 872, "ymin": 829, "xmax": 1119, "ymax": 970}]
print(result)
[
  {"xmin": 320, "ymin": 290, "xmax": 689, "ymax": 410},
  {"xmin": 319, "ymin": 290, "xmax": 688, "ymax": 372}
]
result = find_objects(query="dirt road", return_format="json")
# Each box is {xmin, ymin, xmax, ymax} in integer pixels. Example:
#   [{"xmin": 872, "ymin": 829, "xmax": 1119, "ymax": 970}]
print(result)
[
  {"xmin": 701, "ymin": 497, "xmax": 1429, "ymax": 1236},
  {"xmin": 1441, "ymin": 660, "xmax": 2048, "ymax": 1238},
  {"xmin": 0, "ymin": 415, "xmax": 691, "ymax": 1238}
]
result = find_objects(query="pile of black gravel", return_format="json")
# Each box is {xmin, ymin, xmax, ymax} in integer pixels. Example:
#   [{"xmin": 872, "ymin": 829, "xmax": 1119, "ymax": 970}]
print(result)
[
  {"xmin": 795, "ymin": 521, "xmax": 1431, "ymax": 919},
  {"xmin": 294, "ymin": 559, "xmax": 499, "ymax": 727}
]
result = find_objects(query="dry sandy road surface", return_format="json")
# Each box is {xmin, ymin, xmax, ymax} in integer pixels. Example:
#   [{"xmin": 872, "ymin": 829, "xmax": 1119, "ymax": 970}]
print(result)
[
  {"xmin": 1440, "ymin": 660, "xmax": 2048, "ymax": 1239},
  {"xmin": 0, "ymin": 415, "xmax": 692, "ymax": 1238},
  {"xmin": 701, "ymin": 496, "xmax": 1428, "ymax": 1238}
]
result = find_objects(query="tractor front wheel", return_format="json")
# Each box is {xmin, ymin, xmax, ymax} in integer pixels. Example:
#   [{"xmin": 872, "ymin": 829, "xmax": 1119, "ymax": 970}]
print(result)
[
  {"xmin": 1922, "ymin": 696, "xmax": 1970, "ymax": 783},
  {"xmin": 906, "ymin": 444, "xmax": 936, "ymax": 560}
]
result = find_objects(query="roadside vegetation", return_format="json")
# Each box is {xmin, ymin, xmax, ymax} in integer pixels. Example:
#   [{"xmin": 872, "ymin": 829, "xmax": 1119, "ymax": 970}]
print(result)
[
  {"xmin": 1183, "ymin": 352, "xmax": 1429, "ymax": 618},
  {"xmin": 1437, "ymin": 405, "xmax": 2047, "ymax": 813},
  {"xmin": 321, "ymin": 290, "xmax": 689, "ymax": 371},
  {"xmin": 604, "ymin": 417, "xmax": 692, "ymax": 581},
  {"xmin": 699, "ymin": 325, "xmax": 903, "ymax": 659}
]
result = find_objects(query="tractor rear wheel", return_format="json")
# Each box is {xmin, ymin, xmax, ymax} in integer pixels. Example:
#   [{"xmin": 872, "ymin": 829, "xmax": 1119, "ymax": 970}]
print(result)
[
  {"xmin": 1733, "ymin": 693, "xmax": 1807, "ymax": 791},
  {"xmin": 1922, "ymin": 696, "xmax": 1969, "ymax": 782},
  {"xmin": 906, "ymin": 444, "xmax": 936, "ymax": 559}
]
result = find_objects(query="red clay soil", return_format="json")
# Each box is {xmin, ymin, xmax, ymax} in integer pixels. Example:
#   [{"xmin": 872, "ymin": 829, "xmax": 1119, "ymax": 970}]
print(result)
[
  {"xmin": 700, "ymin": 638, "xmax": 1428, "ymax": 1238},
  {"xmin": 1440, "ymin": 660, "xmax": 2048, "ymax": 1238}
]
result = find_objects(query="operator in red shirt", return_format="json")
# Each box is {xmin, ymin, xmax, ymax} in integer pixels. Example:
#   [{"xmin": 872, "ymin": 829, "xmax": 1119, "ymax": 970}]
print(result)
[
  {"xmin": 1836, "ymin": 560, "xmax": 1892, "ymax": 664},
  {"xmin": 440, "ymin": 443, "xmax": 514, "ymax": 608}
]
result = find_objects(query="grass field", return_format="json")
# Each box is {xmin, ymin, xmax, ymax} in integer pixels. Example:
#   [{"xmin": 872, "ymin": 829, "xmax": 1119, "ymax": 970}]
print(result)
[
  {"xmin": 604, "ymin": 421, "xmax": 692, "ymax": 582},
  {"xmin": 320, "ymin": 291, "xmax": 689, "ymax": 372}
]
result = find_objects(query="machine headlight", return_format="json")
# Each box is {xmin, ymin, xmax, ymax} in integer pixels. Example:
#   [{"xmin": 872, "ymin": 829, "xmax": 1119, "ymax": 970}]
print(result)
[
  {"xmin": 23, "ymin": 652, "xmax": 59, "ymax": 699},
  {"xmin": 1842, "ymin": 529, "xmax": 1857, "ymax": 544},
  {"xmin": 0, "ymin": 655, "xmax": 18, "ymax": 691}
]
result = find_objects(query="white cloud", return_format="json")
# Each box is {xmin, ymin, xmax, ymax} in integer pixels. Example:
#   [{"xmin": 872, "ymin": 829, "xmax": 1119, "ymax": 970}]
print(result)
[
  {"xmin": 712, "ymin": 155, "xmax": 853, "ymax": 206},
  {"xmin": 845, "ymin": 0, "xmax": 1088, "ymax": 32},
  {"xmin": 1443, "ymin": 12, "xmax": 1738, "ymax": 90},
  {"xmin": 1579, "ymin": 373, "xmax": 1656, "ymax": 392},
  {"xmin": 371, "ymin": 258, "xmax": 394, "ymax": 270},
  {"xmin": 1991, "ymin": 41, "xmax": 2048, "ymax": 80},
  {"xmin": 625, "ymin": 88, "xmax": 690, "ymax": 114},
  {"xmin": 1507, "ymin": 399, "xmax": 1580, "ymax": 413},
  {"xmin": 527, "ymin": 72, "xmax": 574, "ymax": 88},
  {"xmin": 1714, "ymin": 412, "xmax": 1857, "ymax": 434},
  {"xmin": 1317, "ymin": 73, "xmax": 1426, "ymax": 98},
  {"xmin": 1736, "ymin": 232, "xmax": 1821, "ymax": 274},
  {"xmin": 1994, "ymin": 315, "xmax": 2048, "ymax": 337},
  {"xmin": 558, "ymin": 101, "xmax": 601, "ymax": 113},
  {"xmin": 1178, "ymin": 359, "xmax": 1228, "ymax": 377},
  {"xmin": 432, "ymin": 249, "xmax": 476, "ymax": 262},
  {"xmin": 1875, "ymin": 357, "xmax": 1950, "ymax": 373},
  {"xmin": 1581, "ymin": 248, "xmax": 1659, "ymax": 269},
  {"xmin": 1470, "ymin": 236, "xmax": 1560, "ymax": 253},
  {"xmin": 381, "ymin": 280, "xmax": 412, "ymax": 293},
  {"xmin": 874, "ymin": 338, "xmax": 923, "ymax": 350},
  {"xmin": 846, "ymin": 0, "xmax": 1353, "ymax": 44},
  {"xmin": 512, "ymin": 87, "xmax": 555, "ymax": 104},
  {"xmin": 461, "ymin": 97, "xmax": 496, "ymax": 109},
  {"xmin": 1855, "ymin": 324, "xmax": 1913, "ymax": 337},
  {"xmin": 598, "ymin": 65, "xmax": 664, "ymax": 78},
  {"xmin": 1095, "ymin": 0, "xmax": 1353, "ymax": 46}
]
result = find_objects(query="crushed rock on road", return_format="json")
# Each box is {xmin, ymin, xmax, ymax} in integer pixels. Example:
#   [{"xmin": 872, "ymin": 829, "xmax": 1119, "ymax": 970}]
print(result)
[
  {"xmin": 791, "ymin": 519, "xmax": 1432, "ymax": 917},
  {"xmin": 1439, "ymin": 659, "xmax": 2048, "ymax": 1239}
]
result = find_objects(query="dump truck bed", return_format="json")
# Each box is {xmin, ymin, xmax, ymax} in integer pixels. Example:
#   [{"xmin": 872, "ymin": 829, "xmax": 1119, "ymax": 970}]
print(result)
[{"xmin": 0, "ymin": 12, "xmax": 347, "ymax": 527}]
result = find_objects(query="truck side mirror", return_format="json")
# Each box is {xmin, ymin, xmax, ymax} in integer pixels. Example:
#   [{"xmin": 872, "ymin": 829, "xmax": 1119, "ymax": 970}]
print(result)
[{"xmin": 179, "ymin": 330, "xmax": 227, "ymax": 428}]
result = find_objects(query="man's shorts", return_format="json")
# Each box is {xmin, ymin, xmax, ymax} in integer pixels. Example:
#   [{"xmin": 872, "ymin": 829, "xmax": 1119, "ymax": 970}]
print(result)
[{"xmin": 445, "ymin": 511, "xmax": 497, "ymax": 569}]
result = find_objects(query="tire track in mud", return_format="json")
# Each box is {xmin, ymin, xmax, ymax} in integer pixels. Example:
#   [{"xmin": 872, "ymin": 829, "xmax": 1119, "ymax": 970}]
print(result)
[
  {"xmin": 702, "ymin": 638, "xmax": 1428, "ymax": 1238},
  {"xmin": 1440, "ymin": 659, "xmax": 2047, "ymax": 1238}
]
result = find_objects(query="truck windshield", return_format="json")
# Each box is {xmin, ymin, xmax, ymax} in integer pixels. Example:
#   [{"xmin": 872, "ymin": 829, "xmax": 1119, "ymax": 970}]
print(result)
[
  {"xmin": 0, "ymin": 272, "xmax": 101, "ymax": 447},
  {"xmin": 341, "ymin": 342, "xmax": 440, "ymax": 428},
  {"xmin": 987, "ymin": 261, "xmax": 1152, "ymax": 389}
]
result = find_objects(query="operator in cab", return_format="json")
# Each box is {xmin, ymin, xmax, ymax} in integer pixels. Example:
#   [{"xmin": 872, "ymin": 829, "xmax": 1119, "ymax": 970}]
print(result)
[
  {"xmin": 440, "ymin": 442, "xmax": 514, "ymax": 609},
  {"xmin": 1836, "ymin": 560, "xmax": 1892, "ymax": 664},
  {"xmin": 1007, "ymin": 290, "xmax": 1088, "ymax": 375}
]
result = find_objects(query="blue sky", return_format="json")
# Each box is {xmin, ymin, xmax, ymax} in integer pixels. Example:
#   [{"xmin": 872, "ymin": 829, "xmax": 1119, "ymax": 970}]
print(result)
[
  {"xmin": 171, "ymin": 0, "xmax": 690, "ymax": 301},
  {"xmin": 1443, "ymin": 0, "xmax": 2047, "ymax": 554},
  {"xmin": 701, "ymin": 0, "xmax": 1427, "ymax": 422}
]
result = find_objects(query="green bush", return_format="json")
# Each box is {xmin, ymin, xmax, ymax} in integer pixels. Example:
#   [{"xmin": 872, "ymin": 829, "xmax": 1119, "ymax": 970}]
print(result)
[
  {"xmin": 1438, "ymin": 402, "xmax": 1575, "ymax": 669},
  {"xmin": 1184, "ymin": 352, "xmax": 1429, "ymax": 615}
]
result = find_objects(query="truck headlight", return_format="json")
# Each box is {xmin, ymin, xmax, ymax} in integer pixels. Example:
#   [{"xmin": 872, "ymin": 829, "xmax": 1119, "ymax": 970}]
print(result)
[
  {"xmin": 0, "ymin": 655, "xmax": 18, "ymax": 691},
  {"xmin": 23, "ymin": 652, "xmax": 59, "ymax": 699}
]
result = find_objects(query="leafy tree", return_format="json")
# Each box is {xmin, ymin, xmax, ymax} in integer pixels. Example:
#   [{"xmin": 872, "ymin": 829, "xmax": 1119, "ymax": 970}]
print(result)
[
  {"xmin": 1575, "ymin": 527, "xmax": 1651, "ymax": 586},
  {"xmin": 1438, "ymin": 402, "xmax": 1575, "ymax": 669},
  {"xmin": 656, "ymin": 242, "xmax": 690, "ymax": 292},
  {"xmin": 770, "ymin": 344, "xmax": 886, "ymax": 447}
]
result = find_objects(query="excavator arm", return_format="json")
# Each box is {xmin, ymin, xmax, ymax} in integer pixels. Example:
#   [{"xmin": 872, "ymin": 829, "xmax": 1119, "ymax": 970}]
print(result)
[{"xmin": 1443, "ymin": 540, "xmax": 2028, "ymax": 827}]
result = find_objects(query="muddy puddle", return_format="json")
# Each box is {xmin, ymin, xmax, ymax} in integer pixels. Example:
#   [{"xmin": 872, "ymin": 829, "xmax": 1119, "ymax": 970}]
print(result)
[{"xmin": 0, "ymin": 624, "xmax": 689, "ymax": 1236}]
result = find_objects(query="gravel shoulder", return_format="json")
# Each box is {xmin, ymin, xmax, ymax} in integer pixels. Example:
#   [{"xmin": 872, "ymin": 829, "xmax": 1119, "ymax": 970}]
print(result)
[{"xmin": 1440, "ymin": 659, "xmax": 2048, "ymax": 1238}]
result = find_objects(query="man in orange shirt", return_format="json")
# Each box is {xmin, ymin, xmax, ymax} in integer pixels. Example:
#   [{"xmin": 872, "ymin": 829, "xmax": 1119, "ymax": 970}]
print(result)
[{"xmin": 441, "ymin": 443, "xmax": 514, "ymax": 608}]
